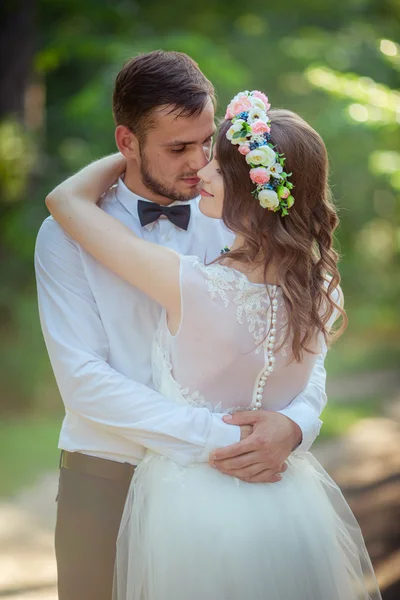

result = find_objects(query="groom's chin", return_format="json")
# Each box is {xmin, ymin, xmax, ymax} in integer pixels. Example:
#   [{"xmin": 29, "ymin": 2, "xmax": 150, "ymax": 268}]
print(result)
[{"xmin": 178, "ymin": 185, "xmax": 202, "ymax": 202}]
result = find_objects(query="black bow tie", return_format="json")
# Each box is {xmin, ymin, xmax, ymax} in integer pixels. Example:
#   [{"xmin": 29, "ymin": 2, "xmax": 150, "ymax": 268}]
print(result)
[{"xmin": 137, "ymin": 200, "xmax": 191, "ymax": 231}]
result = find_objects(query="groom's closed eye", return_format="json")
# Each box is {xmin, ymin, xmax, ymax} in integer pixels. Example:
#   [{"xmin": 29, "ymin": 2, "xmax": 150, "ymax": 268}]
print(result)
[{"xmin": 167, "ymin": 135, "xmax": 214, "ymax": 155}]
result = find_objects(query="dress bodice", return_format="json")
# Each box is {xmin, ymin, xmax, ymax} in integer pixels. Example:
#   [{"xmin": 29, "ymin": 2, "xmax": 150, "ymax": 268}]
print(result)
[{"xmin": 153, "ymin": 255, "xmax": 334, "ymax": 414}]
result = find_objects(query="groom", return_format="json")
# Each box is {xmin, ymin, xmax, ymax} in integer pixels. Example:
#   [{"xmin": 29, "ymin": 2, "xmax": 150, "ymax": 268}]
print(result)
[{"xmin": 35, "ymin": 50, "xmax": 328, "ymax": 600}]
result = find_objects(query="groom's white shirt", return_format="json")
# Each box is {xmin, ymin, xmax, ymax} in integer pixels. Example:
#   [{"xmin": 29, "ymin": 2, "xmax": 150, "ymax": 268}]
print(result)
[{"xmin": 35, "ymin": 177, "xmax": 327, "ymax": 467}]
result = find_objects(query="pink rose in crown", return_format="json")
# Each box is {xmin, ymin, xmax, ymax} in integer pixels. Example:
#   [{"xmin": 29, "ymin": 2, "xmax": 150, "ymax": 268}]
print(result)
[
  {"xmin": 238, "ymin": 144, "xmax": 251, "ymax": 155},
  {"xmin": 232, "ymin": 97, "xmax": 253, "ymax": 115},
  {"xmin": 252, "ymin": 91, "xmax": 271, "ymax": 111},
  {"xmin": 238, "ymin": 93, "xmax": 251, "ymax": 104},
  {"xmin": 249, "ymin": 167, "xmax": 271, "ymax": 185},
  {"xmin": 250, "ymin": 119, "xmax": 271, "ymax": 135},
  {"xmin": 225, "ymin": 106, "xmax": 234, "ymax": 119}
]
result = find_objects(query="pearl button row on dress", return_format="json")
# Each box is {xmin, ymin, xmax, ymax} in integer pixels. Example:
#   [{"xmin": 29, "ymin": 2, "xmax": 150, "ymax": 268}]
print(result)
[{"xmin": 252, "ymin": 285, "xmax": 278, "ymax": 410}]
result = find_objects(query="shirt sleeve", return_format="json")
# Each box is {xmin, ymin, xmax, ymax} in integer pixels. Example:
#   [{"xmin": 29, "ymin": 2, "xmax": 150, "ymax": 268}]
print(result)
[{"xmin": 34, "ymin": 218, "xmax": 240, "ymax": 466}]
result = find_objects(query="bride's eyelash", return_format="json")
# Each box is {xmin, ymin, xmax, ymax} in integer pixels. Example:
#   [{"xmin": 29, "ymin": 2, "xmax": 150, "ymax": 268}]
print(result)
[{"xmin": 171, "ymin": 147, "xmax": 186, "ymax": 154}]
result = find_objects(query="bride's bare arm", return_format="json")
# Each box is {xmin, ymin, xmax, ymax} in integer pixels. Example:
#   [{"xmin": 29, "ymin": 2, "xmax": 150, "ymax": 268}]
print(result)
[{"xmin": 45, "ymin": 155, "xmax": 181, "ymax": 317}]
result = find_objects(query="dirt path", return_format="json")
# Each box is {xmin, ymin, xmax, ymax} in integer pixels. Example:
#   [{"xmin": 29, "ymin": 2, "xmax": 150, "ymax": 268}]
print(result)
[
  {"xmin": 326, "ymin": 368, "xmax": 400, "ymax": 402},
  {"xmin": 0, "ymin": 474, "xmax": 58, "ymax": 599}
]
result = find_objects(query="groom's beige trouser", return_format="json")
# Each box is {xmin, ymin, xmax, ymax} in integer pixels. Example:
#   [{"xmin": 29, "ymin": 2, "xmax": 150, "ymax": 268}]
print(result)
[{"xmin": 55, "ymin": 451, "xmax": 135, "ymax": 600}]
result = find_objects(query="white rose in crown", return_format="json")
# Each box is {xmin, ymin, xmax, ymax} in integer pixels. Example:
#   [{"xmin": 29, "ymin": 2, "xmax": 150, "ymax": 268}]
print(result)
[
  {"xmin": 248, "ymin": 107, "xmax": 267, "ymax": 124},
  {"xmin": 269, "ymin": 163, "xmax": 284, "ymax": 178},
  {"xmin": 226, "ymin": 119, "xmax": 247, "ymax": 144},
  {"xmin": 258, "ymin": 189, "xmax": 280, "ymax": 210},
  {"xmin": 246, "ymin": 145, "xmax": 276, "ymax": 167}
]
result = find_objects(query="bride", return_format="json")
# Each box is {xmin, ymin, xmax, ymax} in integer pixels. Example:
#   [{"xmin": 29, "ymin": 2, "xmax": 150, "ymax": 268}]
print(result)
[{"xmin": 45, "ymin": 91, "xmax": 381, "ymax": 600}]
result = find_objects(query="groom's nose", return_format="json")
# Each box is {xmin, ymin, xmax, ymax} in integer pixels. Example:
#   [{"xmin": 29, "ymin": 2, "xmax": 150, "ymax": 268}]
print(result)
[{"xmin": 188, "ymin": 145, "xmax": 210, "ymax": 172}]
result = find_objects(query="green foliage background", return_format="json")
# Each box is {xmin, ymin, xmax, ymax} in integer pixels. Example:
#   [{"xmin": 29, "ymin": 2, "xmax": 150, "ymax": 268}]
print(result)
[{"xmin": 1, "ymin": 0, "xmax": 399, "ymax": 417}]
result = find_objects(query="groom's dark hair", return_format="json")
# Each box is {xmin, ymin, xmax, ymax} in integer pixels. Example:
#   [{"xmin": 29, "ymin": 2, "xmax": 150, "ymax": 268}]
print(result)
[{"xmin": 113, "ymin": 50, "xmax": 215, "ymax": 140}]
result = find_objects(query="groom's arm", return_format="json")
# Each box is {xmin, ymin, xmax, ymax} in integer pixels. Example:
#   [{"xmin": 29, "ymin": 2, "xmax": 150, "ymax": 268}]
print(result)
[{"xmin": 35, "ymin": 218, "xmax": 240, "ymax": 467}]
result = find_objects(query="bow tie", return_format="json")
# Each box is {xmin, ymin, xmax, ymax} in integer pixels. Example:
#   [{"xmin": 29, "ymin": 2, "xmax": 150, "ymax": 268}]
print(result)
[{"xmin": 137, "ymin": 200, "xmax": 191, "ymax": 231}]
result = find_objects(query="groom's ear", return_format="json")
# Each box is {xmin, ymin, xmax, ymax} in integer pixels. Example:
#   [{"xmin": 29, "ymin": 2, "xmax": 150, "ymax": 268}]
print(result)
[{"xmin": 115, "ymin": 125, "xmax": 139, "ymax": 160}]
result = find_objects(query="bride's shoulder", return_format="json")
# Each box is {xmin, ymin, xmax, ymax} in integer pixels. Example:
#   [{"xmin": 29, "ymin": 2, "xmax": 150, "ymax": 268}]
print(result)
[
  {"xmin": 181, "ymin": 255, "xmax": 232, "ymax": 279},
  {"xmin": 180, "ymin": 256, "xmax": 237, "ymax": 292},
  {"xmin": 181, "ymin": 254, "xmax": 202, "ymax": 266}
]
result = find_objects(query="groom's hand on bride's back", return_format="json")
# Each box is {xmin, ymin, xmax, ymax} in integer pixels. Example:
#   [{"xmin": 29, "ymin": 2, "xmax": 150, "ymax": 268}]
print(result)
[
  {"xmin": 239, "ymin": 424, "xmax": 253, "ymax": 440},
  {"xmin": 208, "ymin": 411, "xmax": 302, "ymax": 483}
]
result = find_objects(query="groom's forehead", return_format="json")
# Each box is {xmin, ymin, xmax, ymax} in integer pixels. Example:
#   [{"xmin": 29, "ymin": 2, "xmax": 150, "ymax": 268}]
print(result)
[{"xmin": 150, "ymin": 101, "xmax": 216, "ymax": 142}]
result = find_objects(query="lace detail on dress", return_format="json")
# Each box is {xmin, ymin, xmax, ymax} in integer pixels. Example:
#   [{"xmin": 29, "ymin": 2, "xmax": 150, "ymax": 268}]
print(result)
[
  {"xmin": 225, "ymin": 405, "xmax": 253, "ymax": 415},
  {"xmin": 192, "ymin": 260, "xmax": 271, "ymax": 346},
  {"xmin": 179, "ymin": 388, "xmax": 215, "ymax": 412},
  {"xmin": 193, "ymin": 260, "xmax": 236, "ymax": 308},
  {"xmin": 233, "ymin": 280, "xmax": 269, "ymax": 346},
  {"xmin": 153, "ymin": 313, "xmax": 217, "ymax": 413}
]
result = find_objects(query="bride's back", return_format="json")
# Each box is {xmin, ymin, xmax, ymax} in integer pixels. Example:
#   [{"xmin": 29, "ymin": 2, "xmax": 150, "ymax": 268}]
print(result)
[{"xmin": 155, "ymin": 256, "xmax": 335, "ymax": 414}]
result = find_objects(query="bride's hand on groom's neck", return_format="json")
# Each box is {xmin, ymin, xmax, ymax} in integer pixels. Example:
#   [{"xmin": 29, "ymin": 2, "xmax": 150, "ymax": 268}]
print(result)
[{"xmin": 46, "ymin": 153, "xmax": 127, "ymax": 210}]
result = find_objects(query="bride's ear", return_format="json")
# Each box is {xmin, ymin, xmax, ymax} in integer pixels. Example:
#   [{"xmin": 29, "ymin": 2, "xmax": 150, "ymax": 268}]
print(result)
[{"xmin": 115, "ymin": 125, "xmax": 139, "ymax": 160}]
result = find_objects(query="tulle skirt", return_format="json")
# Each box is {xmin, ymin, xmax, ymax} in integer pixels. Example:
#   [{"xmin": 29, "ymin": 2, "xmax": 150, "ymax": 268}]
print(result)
[{"xmin": 113, "ymin": 451, "xmax": 381, "ymax": 600}]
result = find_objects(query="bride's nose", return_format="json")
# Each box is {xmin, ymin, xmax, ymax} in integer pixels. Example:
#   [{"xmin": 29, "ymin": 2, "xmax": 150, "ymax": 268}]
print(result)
[{"xmin": 197, "ymin": 164, "xmax": 210, "ymax": 182}]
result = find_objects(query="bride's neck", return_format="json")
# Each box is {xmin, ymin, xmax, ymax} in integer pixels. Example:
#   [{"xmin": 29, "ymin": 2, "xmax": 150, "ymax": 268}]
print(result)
[
  {"xmin": 227, "ymin": 235, "xmax": 278, "ymax": 285},
  {"xmin": 230, "ymin": 236, "xmax": 245, "ymax": 253}
]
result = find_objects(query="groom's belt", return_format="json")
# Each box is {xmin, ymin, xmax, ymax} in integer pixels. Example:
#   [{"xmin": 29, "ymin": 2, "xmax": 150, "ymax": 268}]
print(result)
[{"xmin": 60, "ymin": 450, "xmax": 136, "ymax": 482}]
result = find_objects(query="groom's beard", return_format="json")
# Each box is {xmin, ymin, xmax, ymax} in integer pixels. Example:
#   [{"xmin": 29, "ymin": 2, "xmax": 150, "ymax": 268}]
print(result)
[{"xmin": 139, "ymin": 148, "xmax": 199, "ymax": 203}]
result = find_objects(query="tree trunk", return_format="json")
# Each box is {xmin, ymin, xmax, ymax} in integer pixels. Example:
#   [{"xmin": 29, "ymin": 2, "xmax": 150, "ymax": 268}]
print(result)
[{"xmin": 0, "ymin": 0, "xmax": 36, "ymax": 120}]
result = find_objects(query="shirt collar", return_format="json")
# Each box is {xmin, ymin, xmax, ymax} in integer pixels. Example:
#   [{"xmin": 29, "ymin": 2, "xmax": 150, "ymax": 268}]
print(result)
[{"xmin": 115, "ymin": 177, "xmax": 198, "ymax": 232}]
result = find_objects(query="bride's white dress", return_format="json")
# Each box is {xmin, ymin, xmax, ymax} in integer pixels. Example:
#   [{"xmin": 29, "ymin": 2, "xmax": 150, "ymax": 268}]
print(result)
[{"xmin": 113, "ymin": 256, "xmax": 381, "ymax": 600}]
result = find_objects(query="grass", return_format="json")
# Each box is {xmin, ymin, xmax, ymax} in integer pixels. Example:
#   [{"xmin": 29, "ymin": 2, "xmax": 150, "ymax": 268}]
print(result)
[
  {"xmin": 0, "ymin": 417, "xmax": 61, "ymax": 498},
  {"xmin": 325, "ymin": 337, "xmax": 400, "ymax": 377}
]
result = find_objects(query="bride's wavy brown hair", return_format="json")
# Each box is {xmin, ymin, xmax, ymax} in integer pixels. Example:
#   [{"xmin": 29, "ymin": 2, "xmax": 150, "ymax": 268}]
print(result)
[{"xmin": 216, "ymin": 109, "xmax": 347, "ymax": 361}]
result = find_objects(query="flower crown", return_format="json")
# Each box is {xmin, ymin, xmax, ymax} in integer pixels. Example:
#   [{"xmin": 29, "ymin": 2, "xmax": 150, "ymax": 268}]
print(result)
[{"xmin": 225, "ymin": 90, "xmax": 294, "ymax": 215}]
